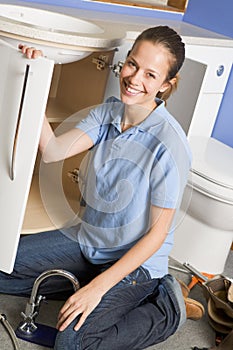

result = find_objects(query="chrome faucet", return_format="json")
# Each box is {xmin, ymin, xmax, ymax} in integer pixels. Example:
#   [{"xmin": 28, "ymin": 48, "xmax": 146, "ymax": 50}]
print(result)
[{"xmin": 17, "ymin": 269, "xmax": 80, "ymax": 335}]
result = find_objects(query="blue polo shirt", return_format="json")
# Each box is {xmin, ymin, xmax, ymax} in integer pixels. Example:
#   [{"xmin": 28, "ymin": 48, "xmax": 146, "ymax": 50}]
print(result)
[{"xmin": 66, "ymin": 97, "xmax": 191, "ymax": 278}]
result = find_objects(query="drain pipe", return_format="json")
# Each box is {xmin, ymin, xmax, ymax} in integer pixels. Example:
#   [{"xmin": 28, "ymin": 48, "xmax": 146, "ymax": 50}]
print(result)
[{"xmin": 0, "ymin": 313, "xmax": 20, "ymax": 350}]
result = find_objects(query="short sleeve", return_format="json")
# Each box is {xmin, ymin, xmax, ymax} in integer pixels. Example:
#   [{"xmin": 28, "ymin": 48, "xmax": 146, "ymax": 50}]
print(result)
[
  {"xmin": 150, "ymin": 140, "xmax": 191, "ymax": 209},
  {"xmin": 75, "ymin": 106, "xmax": 103, "ymax": 145},
  {"xmin": 75, "ymin": 97, "xmax": 120, "ymax": 145}
]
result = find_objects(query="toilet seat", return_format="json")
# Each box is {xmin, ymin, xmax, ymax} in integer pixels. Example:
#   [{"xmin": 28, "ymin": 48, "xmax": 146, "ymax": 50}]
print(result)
[
  {"xmin": 187, "ymin": 136, "xmax": 233, "ymax": 204},
  {"xmin": 188, "ymin": 171, "xmax": 233, "ymax": 204}
]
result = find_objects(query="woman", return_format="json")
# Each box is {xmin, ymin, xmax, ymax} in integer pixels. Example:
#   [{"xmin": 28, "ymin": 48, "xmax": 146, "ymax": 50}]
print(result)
[{"xmin": 0, "ymin": 26, "xmax": 201, "ymax": 349}]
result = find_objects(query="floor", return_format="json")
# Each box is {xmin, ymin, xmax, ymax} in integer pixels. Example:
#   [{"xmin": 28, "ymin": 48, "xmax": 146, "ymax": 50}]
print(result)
[{"xmin": 0, "ymin": 251, "xmax": 232, "ymax": 350}]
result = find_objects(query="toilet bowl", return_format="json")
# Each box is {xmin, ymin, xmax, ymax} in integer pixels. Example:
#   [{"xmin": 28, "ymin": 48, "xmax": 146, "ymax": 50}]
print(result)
[{"xmin": 171, "ymin": 136, "xmax": 233, "ymax": 275}]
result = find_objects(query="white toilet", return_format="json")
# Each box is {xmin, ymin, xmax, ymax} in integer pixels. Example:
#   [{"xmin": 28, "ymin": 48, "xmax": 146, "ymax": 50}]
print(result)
[{"xmin": 171, "ymin": 135, "xmax": 233, "ymax": 275}]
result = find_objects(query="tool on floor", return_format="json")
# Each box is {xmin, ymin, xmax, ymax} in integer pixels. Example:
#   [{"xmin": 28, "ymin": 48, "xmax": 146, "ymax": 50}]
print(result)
[
  {"xmin": 183, "ymin": 262, "xmax": 209, "ymax": 282},
  {"xmin": 183, "ymin": 263, "xmax": 233, "ymax": 350},
  {"xmin": 15, "ymin": 269, "xmax": 80, "ymax": 348},
  {"xmin": 169, "ymin": 261, "xmax": 214, "ymax": 289}
]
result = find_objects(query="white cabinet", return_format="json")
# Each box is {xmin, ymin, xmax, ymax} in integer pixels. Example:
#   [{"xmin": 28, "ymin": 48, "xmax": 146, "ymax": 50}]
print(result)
[
  {"xmin": 0, "ymin": 44, "xmax": 115, "ymax": 274},
  {"xmin": 165, "ymin": 44, "xmax": 233, "ymax": 138},
  {"xmin": 182, "ymin": 45, "xmax": 233, "ymax": 138},
  {"xmin": 0, "ymin": 42, "xmax": 54, "ymax": 273}
]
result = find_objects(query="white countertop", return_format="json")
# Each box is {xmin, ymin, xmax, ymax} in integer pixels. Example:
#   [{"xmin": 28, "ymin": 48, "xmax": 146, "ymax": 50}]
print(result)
[{"xmin": 1, "ymin": 0, "xmax": 233, "ymax": 48}]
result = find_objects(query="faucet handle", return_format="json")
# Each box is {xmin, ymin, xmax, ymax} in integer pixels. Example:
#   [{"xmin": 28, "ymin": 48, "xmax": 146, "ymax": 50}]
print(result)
[{"xmin": 19, "ymin": 311, "xmax": 38, "ymax": 333}]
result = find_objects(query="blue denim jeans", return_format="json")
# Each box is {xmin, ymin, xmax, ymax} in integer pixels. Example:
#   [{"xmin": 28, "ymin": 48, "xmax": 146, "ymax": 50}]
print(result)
[
  {"xmin": 0, "ymin": 230, "xmax": 101, "ymax": 297},
  {"xmin": 0, "ymin": 230, "xmax": 186, "ymax": 349}
]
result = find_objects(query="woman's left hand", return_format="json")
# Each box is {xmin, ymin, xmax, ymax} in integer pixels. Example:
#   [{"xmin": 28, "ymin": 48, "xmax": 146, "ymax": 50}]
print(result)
[
  {"xmin": 18, "ymin": 44, "xmax": 43, "ymax": 59},
  {"xmin": 56, "ymin": 282, "xmax": 103, "ymax": 332}
]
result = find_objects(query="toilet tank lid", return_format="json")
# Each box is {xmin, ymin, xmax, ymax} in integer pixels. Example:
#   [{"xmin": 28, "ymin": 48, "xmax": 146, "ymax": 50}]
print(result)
[{"xmin": 188, "ymin": 136, "xmax": 233, "ymax": 189}]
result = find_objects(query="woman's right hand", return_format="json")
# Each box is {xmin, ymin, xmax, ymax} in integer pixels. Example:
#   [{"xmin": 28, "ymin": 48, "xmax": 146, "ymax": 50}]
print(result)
[{"xmin": 18, "ymin": 44, "xmax": 43, "ymax": 59}]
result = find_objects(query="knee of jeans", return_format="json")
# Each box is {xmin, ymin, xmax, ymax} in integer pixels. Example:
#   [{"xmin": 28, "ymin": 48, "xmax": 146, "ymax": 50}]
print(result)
[{"xmin": 54, "ymin": 322, "xmax": 79, "ymax": 350}]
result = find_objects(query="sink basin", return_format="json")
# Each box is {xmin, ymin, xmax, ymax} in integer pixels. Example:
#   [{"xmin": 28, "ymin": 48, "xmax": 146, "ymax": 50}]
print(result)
[{"xmin": 0, "ymin": 4, "xmax": 124, "ymax": 63}]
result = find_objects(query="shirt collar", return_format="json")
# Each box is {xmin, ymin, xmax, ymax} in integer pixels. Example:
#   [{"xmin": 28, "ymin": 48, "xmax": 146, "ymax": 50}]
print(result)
[{"xmin": 109, "ymin": 97, "xmax": 165, "ymax": 133}]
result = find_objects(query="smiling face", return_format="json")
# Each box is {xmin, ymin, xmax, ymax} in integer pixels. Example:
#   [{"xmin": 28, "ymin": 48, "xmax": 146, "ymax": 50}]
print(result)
[{"xmin": 120, "ymin": 40, "xmax": 173, "ymax": 111}]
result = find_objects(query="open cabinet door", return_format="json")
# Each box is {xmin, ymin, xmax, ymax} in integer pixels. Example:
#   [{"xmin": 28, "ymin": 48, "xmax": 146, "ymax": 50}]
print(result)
[{"xmin": 0, "ymin": 40, "xmax": 54, "ymax": 273}]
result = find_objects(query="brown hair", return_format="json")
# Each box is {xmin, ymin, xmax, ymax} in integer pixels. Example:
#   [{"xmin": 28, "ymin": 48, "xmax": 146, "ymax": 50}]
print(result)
[{"xmin": 131, "ymin": 25, "xmax": 185, "ymax": 101}]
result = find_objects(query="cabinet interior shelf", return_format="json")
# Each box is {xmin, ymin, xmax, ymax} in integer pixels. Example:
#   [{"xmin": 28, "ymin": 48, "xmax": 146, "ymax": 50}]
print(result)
[
  {"xmin": 22, "ymin": 175, "xmax": 55, "ymax": 234},
  {"xmin": 22, "ymin": 173, "xmax": 80, "ymax": 234},
  {"xmin": 46, "ymin": 97, "xmax": 74, "ymax": 123}
]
